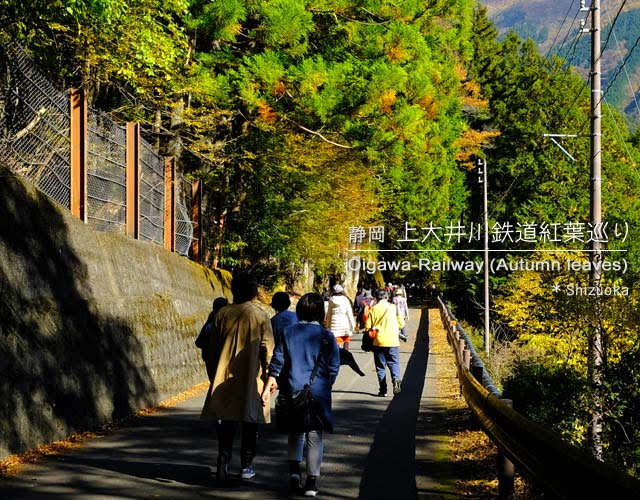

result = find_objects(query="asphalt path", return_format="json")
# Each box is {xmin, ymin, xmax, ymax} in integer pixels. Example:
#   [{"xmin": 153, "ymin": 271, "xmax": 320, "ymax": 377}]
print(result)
[{"xmin": 1, "ymin": 308, "xmax": 459, "ymax": 499}]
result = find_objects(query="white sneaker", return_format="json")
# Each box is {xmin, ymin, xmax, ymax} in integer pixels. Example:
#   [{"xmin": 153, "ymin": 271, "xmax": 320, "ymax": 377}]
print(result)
[{"xmin": 241, "ymin": 466, "xmax": 256, "ymax": 479}]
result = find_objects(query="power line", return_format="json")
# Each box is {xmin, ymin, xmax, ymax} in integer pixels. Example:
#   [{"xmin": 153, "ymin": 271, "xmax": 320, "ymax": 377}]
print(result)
[
  {"xmin": 545, "ymin": 29, "xmax": 589, "ymax": 127},
  {"xmin": 575, "ymin": 31, "xmax": 640, "ymax": 137},
  {"xmin": 596, "ymin": 0, "xmax": 629, "ymax": 65},
  {"xmin": 558, "ymin": 11, "xmax": 584, "ymax": 66},
  {"xmin": 603, "ymin": 97, "xmax": 640, "ymax": 183},
  {"xmin": 603, "ymin": 2, "xmax": 640, "ymax": 119},
  {"xmin": 571, "ymin": 0, "xmax": 640, "ymax": 135},
  {"xmin": 545, "ymin": 0, "xmax": 577, "ymax": 61},
  {"xmin": 578, "ymin": 30, "xmax": 640, "ymax": 134},
  {"xmin": 559, "ymin": 74, "xmax": 591, "ymax": 130},
  {"xmin": 602, "ymin": 32, "xmax": 640, "ymax": 101},
  {"xmin": 557, "ymin": 9, "xmax": 583, "ymax": 60}
]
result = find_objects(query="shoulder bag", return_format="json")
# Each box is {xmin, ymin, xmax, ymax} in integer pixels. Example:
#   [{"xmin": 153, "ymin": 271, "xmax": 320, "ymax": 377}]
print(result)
[{"xmin": 275, "ymin": 337, "xmax": 330, "ymax": 433}]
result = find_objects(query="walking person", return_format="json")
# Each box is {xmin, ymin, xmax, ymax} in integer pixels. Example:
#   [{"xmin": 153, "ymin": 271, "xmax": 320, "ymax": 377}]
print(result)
[
  {"xmin": 365, "ymin": 289, "xmax": 405, "ymax": 397},
  {"xmin": 324, "ymin": 284, "xmax": 356, "ymax": 350},
  {"xmin": 195, "ymin": 297, "xmax": 229, "ymax": 381},
  {"xmin": 322, "ymin": 290, "xmax": 330, "ymax": 316},
  {"xmin": 353, "ymin": 287, "xmax": 364, "ymax": 319},
  {"xmin": 356, "ymin": 289, "xmax": 374, "ymax": 332},
  {"xmin": 393, "ymin": 288, "xmax": 409, "ymax": 342},
  {"xmin": 271, "ymin": 291, "xmax": 298, "ymax": 347},
  {"xmin": 261, "ymin": 293, "xmax": 340, "ymax": 497},
  {"xmin": 200, "ymin": 274, "xmax": 275, "ymax": 482}
]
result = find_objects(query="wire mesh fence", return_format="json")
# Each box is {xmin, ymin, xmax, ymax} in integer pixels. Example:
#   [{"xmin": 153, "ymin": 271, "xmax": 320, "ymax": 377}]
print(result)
[
  {"xmin": 139, "ymin": 140, "xmax": 165, "ymax": 246},
  {"xmin": 0, "ymin": 43, "xmax": 71, "ymax": 209},
  {"xmin": 1, "ymin": 43, "xmax": 196, "ymax": 257},
  {"xmin": 176, "ymin": 174, "xmax": 195, "ymax": 256},
  {"xmin": 87, "ymin": 108, "xmax": 127, "ymax": 233}
]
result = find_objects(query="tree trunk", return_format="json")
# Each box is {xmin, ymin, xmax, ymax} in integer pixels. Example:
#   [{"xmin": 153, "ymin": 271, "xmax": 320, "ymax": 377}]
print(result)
[
  {"xmin": 153, "ymin": 109, "xmax": 162, "ymax": 151},
  {"xmin": 212, "ymin": 208, "xmax": 226, "ymax": 269}
]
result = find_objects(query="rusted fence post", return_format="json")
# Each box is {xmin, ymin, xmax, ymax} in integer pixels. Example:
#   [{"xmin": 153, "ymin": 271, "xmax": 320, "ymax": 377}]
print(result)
[
  {"xmin": 498, "ymin": 399, "xmax": 515, "ymax": 498},
  {"xmin": 164, "ymin": 156, "xmax": 176, "ymax": 252},
  {"xmin": 125, "ymin": 123, "xmax": 140, "ymax": 238},
  {"xmin": 69, "ymin": 88, "xmax": 87, "ymax": 221},
  {"xmin": 191, "ymin": 179, "xmax": 202, "ymax": 262}
]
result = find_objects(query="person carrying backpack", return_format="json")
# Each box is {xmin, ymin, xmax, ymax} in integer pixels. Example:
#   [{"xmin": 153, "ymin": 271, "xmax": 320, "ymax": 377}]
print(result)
[
  {"xmin": 357, "ymin": 290, "xmax": 374, "ymax": 331},
  {"xmin": 365, "ymin": 289, "xmax": 405, "ymax": 397}
]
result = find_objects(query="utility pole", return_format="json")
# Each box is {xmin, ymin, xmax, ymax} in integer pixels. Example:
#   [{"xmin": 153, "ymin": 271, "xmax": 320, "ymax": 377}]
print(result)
[
  {"xmin": 543, "ymin": 0, "xmax": 603, "ymax": 458},
  {"xmin": 478, "ymin": 158, "xmax": 490, "ymax": 355},
  {"xmin": 589, "ymin": 0, "xmax": 604, "ymax": 460}
]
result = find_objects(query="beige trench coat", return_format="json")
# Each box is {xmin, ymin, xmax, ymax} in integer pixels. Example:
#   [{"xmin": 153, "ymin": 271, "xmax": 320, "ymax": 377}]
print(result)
[{"xmin": 200, "ymin": 301, "xmax": 275, "ymax": 423}]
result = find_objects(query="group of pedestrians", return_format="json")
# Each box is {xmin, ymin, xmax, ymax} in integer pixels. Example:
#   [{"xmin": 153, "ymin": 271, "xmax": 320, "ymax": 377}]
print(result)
[{"xmin": 195, "ymin": 274, "xmax": 412, "ymax": 497}]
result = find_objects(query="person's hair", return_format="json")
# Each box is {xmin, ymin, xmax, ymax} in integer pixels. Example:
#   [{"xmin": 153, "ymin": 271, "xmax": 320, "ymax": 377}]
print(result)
[
  {"xmin": 212, "ymin": 297, "xmax": 229, "ymax": 314},
  {"xmin": 296, "ymin": 292, "xmax": 325, "ymax": 322},
  {"xmin": 231, "ymin": 273, "xmax": 259, "ymax": 303},
  {"xmin": 271, "ymin": 291, "xmax": 291, "ymax": 312},
  {"xmin": 375, "ymin": 289, "xmax": 388, "ymax": 301}
]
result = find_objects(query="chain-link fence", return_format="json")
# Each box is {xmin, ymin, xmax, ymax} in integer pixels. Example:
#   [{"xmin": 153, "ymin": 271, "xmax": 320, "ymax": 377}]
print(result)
[
  {"xmin": 139, "ymin": 140, "xmax": 165, "ymax": 246},
  {"xmin": 0, "ymin": 43, "xmax": 71, "ymax": 209},
  {"xmin": 176, "ymin": 174, "xmax": 195, "ymax": 256},
  {"xmin": 1, "ymin": 43, "xmax": 196, "ymax": 257},
  {"xmin": 87, "ymin": 109, "xmax": 126, "ymax": 233}
]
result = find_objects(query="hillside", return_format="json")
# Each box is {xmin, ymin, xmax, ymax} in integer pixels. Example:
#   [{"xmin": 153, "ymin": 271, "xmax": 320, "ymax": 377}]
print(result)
[{"xmin": 482, "ymin": 0, "xmax": 640, "ymax": 126}]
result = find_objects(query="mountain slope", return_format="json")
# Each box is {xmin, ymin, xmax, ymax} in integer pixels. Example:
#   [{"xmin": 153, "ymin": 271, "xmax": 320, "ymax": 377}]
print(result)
[{"xmin": 482, "ymin": 0, "xmax": 640, "ymax": 126}]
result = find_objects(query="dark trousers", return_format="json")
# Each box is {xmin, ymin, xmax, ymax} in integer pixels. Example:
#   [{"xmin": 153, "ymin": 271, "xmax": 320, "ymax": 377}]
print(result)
[{"xmin": 216, "ymin": 420, "xmax": 258, "ymax": 468}]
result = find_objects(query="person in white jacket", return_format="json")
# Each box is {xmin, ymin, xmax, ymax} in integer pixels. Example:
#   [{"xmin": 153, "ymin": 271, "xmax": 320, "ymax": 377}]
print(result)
[{"xmin": 325, "ymin": 284, "xmax": 356, "ymax": 351}]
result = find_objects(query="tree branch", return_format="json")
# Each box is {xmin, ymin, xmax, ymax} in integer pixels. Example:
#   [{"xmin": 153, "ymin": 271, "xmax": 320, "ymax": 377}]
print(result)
[{"xmin": 290, "ymin": 120, "xmax": 353, "ymax": 149}]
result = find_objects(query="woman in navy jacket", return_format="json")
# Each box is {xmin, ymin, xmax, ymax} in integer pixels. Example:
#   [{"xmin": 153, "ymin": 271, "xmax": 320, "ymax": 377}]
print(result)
[{"xmin": 261, "ymin": 292, "xmax": 340, "ymax": 497}]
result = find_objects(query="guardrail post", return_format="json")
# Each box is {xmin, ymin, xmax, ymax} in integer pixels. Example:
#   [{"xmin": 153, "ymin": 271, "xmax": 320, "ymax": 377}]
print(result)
[
  {"xmin": 471, "ymin": 364, "xmax": 484, "ymax": 384},
  {"xmin": 463, "ymin": 348, "xmax": 471, "ymax": 370},
  {"xmin": 458, "ymin": 338, "xmax": 466, "ymax": 356},
  {"xmin": 164, "ymin": 156, "xmax": 176, "ymax": 252},
  {"xmin": 125, "ymin": 122, "xmax": 140, "ymax": 238},
  {"xmin": 69, "ymin": 88, "xmax": 87, "ymax": 221},
  {"xmin": 191, "ymin": 179, "xmax": 202, "ymax": 262},
  {"xmin": 498, "ymin": 399, "xmax": 515, "ymax": 498}
]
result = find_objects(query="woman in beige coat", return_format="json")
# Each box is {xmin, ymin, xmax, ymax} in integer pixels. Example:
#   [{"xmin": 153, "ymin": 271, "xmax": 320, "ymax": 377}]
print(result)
[{"xmin": 201, "ymin": 274, "xmax": 275, "ymax": 482}]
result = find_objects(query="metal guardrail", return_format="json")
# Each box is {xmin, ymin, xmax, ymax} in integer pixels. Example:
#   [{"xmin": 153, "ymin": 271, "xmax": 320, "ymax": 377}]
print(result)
[
  {"xmin": 437, "ymin": 297, "xmax": 640, "ymax": 499},
  {"xmin": 439, "ymin": 299, "xmax": 500, "ymax": 396}
]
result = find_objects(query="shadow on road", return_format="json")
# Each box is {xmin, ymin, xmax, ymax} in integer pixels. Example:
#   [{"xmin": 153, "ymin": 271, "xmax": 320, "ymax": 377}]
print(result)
[
  {"xmin": 358, "ymin": 307, "xmax": 434, "ymax": 500},
  {"xmin": 0, "ymin": 307, "xmax": 464, "ymax": 500}
]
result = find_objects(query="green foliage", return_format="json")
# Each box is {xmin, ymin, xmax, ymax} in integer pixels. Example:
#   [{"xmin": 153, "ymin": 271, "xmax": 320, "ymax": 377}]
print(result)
[
  {"xmin": 449, "ymin": 7, "xmax": 640, "ymax": 476},
  {"xmin": 260, "ymin": 0, "xmax": 314, "ymax": 55},
  {"xmin": 603, "ymin": 346, "xmax": 640, "ymax": 476},
  {"xmin": 502, "ymin": 360, "xmax": 589, "ymax": 446},
  {"xmin": 183, "ymin": 0, "xmax": 477, "ymax": 277}
]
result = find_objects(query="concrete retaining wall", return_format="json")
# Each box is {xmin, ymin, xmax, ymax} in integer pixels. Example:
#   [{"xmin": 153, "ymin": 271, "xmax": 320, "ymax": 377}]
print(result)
[{"xmin": 0, "ymin": 170, "xmax": 230, "ymax": 459}]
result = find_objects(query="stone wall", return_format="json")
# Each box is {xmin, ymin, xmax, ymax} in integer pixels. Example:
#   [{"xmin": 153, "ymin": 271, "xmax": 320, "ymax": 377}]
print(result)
[{"xmin": 0, "ymin": 170, "xmax": 231, "ymax": 459}]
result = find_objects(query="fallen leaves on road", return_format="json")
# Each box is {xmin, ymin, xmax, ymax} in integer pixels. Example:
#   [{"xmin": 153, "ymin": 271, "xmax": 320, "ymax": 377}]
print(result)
[
  {"xmin": 135, "ymin": 381, "xmax": 209, "ymax": 416},
  {"xmin": 429, "ymin": 309, "xmax": 538, "ymax": 498},
  {"xmin": 0, "ymin": 432, "xmax": 98, "ymax": 477},
  {"xmin": 0, "ymin": 381, "xmax": 209, "ymax": 477}
]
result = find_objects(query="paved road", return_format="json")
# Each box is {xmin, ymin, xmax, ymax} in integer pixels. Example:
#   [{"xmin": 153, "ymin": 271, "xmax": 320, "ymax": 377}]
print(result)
[{"xmin": 1, "ymin": 308, "xmax": 459, "ymax": 499}]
